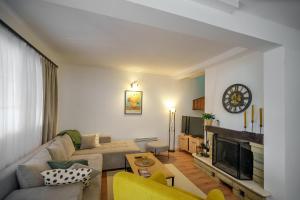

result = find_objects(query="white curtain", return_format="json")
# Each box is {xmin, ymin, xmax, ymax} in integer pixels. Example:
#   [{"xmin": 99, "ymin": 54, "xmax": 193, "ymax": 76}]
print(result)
[{"xmin": 0, "ymin": 25, "xmax": 43, "ymax": 170}]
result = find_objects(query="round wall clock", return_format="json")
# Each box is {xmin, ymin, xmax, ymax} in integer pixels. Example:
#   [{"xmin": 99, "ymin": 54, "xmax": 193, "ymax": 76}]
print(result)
[{"xmin": 222, "ymin": 84, "xmax": 252, "ymax": 113}]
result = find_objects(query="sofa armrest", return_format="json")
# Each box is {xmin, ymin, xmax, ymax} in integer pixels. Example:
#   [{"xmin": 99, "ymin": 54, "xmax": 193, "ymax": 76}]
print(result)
[{"xmin": 99, "ymin": 136, "xmax": 111, "ymax": 144}]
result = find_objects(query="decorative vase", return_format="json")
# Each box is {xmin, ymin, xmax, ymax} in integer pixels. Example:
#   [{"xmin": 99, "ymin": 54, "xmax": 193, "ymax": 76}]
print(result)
[{"xmin": 205, "ymin": 119, "xmax": 213, "ymax": 126}]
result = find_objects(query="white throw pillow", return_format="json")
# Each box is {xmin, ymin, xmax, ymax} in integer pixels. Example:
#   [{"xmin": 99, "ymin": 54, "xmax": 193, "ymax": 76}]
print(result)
[
  {"xmin": 41, "ymin": 168, "xmax": 92, "ymax": 186},
  {"xmin": 69, "ymin": 163, "xmax": 100, "ymax": 179},
  {"xmin": 82, "ymin": 133, "xmax": 101, "ymax": 145},
  {"xmin": 80, "ymin": 135, "xmax": 97, "ymax": 149}
]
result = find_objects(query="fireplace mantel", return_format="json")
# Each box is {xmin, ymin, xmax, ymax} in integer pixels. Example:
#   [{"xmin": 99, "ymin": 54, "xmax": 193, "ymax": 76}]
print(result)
[{"xmin": 206, "ymin": 126, "xmax": 264, "ymax": 144}]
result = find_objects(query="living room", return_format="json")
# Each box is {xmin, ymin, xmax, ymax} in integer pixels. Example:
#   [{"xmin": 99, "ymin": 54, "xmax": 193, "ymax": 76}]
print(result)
[{"xmin": 0, "ymin": 0, "xmax": 300, "ymax": 200}]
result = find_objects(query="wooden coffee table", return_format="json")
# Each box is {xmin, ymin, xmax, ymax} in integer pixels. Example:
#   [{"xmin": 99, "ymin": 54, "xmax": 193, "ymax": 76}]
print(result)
[{"xmin": 125, "ymin": 152, "xmax": 175, "ymax": 186}]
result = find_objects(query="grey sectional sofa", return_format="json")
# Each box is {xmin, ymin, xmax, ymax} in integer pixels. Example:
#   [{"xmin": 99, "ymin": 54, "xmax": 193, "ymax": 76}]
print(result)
[{"xmin": 0, "ymin": 135, "xmax": 141, "ymax": 200}]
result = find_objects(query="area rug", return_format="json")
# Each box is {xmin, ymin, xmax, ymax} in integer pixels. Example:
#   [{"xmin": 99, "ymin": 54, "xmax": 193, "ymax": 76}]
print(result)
[{"xmin": 106, "ymin": 164, "xmax": 206, "ymax": 200}]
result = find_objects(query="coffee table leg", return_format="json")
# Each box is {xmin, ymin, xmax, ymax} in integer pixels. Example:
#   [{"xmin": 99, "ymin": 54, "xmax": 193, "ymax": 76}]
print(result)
[{"xmin": 171, "ymin": 177, "xmax": 174, "ymax": 186}]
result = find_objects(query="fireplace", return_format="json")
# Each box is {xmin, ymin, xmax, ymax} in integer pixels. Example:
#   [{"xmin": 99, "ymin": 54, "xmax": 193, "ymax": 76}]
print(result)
[{"xmin": 212, "ymin": 134, "xmax": 253, "ymax": 180}]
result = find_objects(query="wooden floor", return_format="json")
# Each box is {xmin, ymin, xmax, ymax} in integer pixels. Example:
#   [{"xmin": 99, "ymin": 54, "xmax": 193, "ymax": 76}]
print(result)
[{"xmin": 101, "ymin": 150, "xmax": 238, "ymax": 200}]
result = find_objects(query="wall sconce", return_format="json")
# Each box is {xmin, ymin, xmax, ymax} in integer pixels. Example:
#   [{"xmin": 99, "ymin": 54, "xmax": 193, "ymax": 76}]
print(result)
[{"xmin": 130, "ymin": 80, "xmax": 139, "ymax": 91}]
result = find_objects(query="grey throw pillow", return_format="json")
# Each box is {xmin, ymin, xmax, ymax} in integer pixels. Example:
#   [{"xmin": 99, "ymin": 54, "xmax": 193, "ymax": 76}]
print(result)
[
  {"xmin": 80, "ymin": 135, "xmax": 97, "ymax": 149},
  {"xmin": 99, "ymin": 136, "xmax": 111, "ymax": 144},
  {"xmin": 16, "ymin": 165, "xmax": 45, "ymax": 188},
  {"xmin": 16, "ymin": 149, "xmax": 52, "ymax": 189}
]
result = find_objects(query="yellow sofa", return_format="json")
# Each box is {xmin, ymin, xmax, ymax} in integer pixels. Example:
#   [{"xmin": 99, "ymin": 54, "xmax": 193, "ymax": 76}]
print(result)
[{"xmin": 113, "ymin": 172, "xmax": 225, "ymax": 200}]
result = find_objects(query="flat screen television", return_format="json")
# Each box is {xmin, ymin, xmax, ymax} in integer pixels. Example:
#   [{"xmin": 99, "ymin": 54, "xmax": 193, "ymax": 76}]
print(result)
[
  {"xmin": 188, "ymin": 117, "xmax": 204, "ymax": 137},
  {"xmin": 181, "ymin": 116, "xmax": 204, "ymax": 138},
  {"xmin": 181, "ymin": 116, "xmax": 189, "ymax": 133}
]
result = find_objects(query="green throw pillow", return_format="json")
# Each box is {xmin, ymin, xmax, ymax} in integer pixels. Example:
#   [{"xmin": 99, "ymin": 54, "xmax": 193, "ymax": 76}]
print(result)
[
  {"xmin": 58, "ymin": 130, "xmax": 81, "ymax": 150},
  {"xmin": 47, "ymin": 159, "xmax": 88, "ymax": 169}
]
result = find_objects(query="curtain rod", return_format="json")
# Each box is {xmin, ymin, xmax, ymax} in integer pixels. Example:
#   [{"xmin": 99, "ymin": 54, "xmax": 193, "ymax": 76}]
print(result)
[{"xmin": 0, "ymin": 19, "xmax": 58, "ymax": 68}]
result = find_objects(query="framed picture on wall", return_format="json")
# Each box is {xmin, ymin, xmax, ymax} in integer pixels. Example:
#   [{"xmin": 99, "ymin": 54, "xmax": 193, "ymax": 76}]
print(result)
[{"xmin": 124, "ymin": 90, "xmax": 143, "ymax": 114}]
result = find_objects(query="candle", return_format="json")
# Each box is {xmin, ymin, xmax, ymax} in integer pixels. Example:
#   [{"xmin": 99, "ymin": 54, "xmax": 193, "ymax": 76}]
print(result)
[
  {"xmin": 260, "ymin": 108, "xmax": 263, "ymax": 127},
  {"xmin": 244, "ymin": 111, "xmax": 247, "ymax": 129},
  {"xmin": 251, "ymin": 105, "xmax": 254, "ymax": 123}
]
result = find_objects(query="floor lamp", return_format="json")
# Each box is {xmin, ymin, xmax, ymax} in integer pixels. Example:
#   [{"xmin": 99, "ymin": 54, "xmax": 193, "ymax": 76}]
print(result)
[{"xmin": 168, "ymin": 107, "xmax": 176, "ymax": 152}]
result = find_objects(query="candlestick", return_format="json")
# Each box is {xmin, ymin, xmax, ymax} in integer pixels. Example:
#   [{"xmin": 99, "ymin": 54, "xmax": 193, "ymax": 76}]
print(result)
[
  {"xmin": 251, "ymin": 105, "xmax": 254, "ymax": 122},
  {"xmin": 259, "ymin": 108, "xmax": 263, "ymax": 134},
  {"xmin": 251, "ymin": 105, "xmax": 254, "ymax": 132},
  {"xmin": 243, "ymin": 110, "xmax": 247, "ymax": 131}
]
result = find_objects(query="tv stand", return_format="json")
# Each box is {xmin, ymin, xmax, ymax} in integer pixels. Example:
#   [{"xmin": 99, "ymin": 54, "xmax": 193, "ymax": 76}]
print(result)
[{"xmin": 178, "ymin": 134, "xmax": 203, "ymax": 154}]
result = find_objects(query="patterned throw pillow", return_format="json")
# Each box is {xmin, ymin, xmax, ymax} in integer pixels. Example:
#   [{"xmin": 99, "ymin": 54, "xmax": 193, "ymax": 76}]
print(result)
[
  {"xmin": 41, "ymin": 168, "xmax": 92, "ymax": 186},
  {"xmin": 68, "ymin": 163, "xmax": 100, "ymax": 179}
]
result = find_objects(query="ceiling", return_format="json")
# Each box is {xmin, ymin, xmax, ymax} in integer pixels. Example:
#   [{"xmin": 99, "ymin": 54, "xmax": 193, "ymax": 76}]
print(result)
[
  {"xmin": 240, "ymin": 0, "xmax": 300, "ymax": 30},
  {"xmin": 3, "ymin": 0, "xmax": 236, "ymax": 75},
  {"xmin": 3, "ymin": 0, "xmax": 280, "ymax": 76}
]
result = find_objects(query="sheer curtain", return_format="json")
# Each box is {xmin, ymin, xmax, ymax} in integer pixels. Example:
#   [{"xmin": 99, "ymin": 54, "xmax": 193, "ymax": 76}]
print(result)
[{"xmin": 0, "ymin": 25, "xmax": 43, "ymax": 170}]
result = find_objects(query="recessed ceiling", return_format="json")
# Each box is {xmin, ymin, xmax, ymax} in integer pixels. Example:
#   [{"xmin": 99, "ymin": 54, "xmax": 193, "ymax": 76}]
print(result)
[
  {"xmin": 3, "ymin": 0, "xmax": 279, "ymax": 77},
  {"xmin": 3, "ymin": 0, "xmax": 241, "ymax": 76},
  {"xmin": 240, "ymin": 0, "xmax": 300, "ymax": 31}
]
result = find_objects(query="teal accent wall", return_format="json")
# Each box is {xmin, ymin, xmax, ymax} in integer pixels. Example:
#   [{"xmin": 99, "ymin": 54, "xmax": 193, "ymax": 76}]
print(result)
[{"xmin": 196, "ymin": 75, "xmax": 205, "ymax": 97}]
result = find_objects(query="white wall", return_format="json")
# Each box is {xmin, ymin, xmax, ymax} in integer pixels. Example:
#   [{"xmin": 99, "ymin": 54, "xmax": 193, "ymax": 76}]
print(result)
[
  {"xmin": 58, "ymin": 65, "xmax": 203, "ymax": 144},
  {"xmin": 0, "ymin": 1, "xmax": 62, "ymax": 64},
  {"xmin": 205, "ymin": 52, "xmax": 264, "ymax": 132},
  {"xmin": 204, "ymin": 47, "xmax": 300, "ymax": 200},
  {"xmin": 263, "ymin": 46, "xmax": 300, "ymax": 200},
  {"xmin": 263, "ymin": 47, "xmax": 286, "ymax": 200},
  {"xmin": 285, "ymin": 48, "xmax": 300, "ymax": 200}
]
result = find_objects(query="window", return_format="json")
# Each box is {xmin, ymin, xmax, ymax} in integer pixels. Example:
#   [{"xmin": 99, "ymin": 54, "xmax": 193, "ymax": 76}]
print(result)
[{"xmin": 0, "ymin": 24, "xmax": 43, "ymax": 170}]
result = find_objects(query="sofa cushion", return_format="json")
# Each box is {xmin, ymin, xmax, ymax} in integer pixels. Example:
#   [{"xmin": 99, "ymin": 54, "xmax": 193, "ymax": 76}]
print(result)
[
  {"xmin": 47, "ymin": 138, "xmax": 68, "ymax": 161},
  {"xmin": 70, "ymin": 154, "xmax": 102, "ymax": 200},
  {"xmin": 80, "ymin": 135, "xmax": 97, "ymax": 149},
  {"xmin": 16, "ymin": 149, "xmax": 52, "ymax": 189},
  {"xmin": 4, "ymin": 183, "xmax": 83, "ymax": 200},
  {"xmin": 83, "ymin": 176, "xmax": 100, "ymax": 200},
  {"xmin": 27, "ymin": 148, "xmax": 52, "ymax": 165},
  {"xmin": 47, "ymin": 159, "xmax": 88, "ymax": 169},
  {"xmin": 16, "ymin": 165, "xmax": 46, "ymax": 189},
  {"xmin": 74, "ymin": 140, "xmax": 140, "ymax": 155},
  {"xmin": 61, "ymin": 135, "xmax": 76, "ymax": 158},
  {"xmin": 73, "ymin": 140, "xmax": 140, "ymax": 170},
  {"xmin": 149, "ymin": 172, "xmax": 167, "ymax": 185},
  {"xmin": 70, "ymin": 154, "xmax": 102, "ymax": 171}
]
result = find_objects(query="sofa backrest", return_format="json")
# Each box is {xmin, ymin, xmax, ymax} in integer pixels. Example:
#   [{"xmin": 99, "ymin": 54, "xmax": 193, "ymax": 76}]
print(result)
[{"xmin": 0, "ymin": 141, "xmax": 52, "ymax": 200}]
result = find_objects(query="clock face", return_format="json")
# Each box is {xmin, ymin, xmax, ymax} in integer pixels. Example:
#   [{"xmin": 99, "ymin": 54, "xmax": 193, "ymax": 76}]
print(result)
[{"xmin": 222, "ymin": 84, "xmax": 252, "ymax": 113}]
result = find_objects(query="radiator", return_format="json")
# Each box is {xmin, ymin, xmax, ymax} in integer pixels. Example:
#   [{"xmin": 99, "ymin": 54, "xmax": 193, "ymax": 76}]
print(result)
[{"xmin": 135, "ymin": 137, "xmax": 158, "ymax": 152}]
